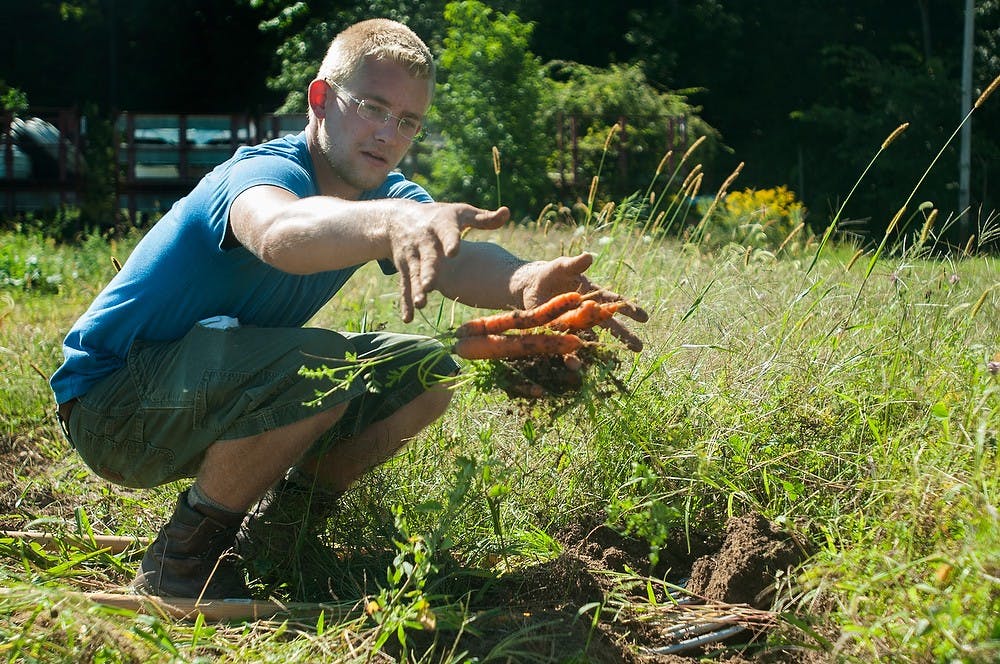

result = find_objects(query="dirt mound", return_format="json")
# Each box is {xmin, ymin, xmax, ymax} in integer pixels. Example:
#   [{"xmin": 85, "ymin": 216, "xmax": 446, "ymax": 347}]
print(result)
[
  {"xmin": 686, "ymin": 513, "xmax": 805, "ymax": 609},
  {"xmin": 555, "ymin": 513, "xmax": 719, "ymax": 579},
  {"xmin": 473, "ymin": 512, "xmax": 812, "ymax": 663}
]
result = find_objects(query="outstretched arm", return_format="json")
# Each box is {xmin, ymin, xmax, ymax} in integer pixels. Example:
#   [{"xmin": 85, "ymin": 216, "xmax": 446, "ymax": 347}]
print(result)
[{"xmin": 229, "ymin": 185, "xmax": 509, "ymax": 321}]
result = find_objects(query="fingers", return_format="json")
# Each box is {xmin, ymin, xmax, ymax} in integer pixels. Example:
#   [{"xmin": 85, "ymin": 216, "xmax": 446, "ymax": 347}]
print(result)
[
  {"xmin": 396, "ymin": 236, "xmax": 442, "ymax": 321},
  {"xmin": 541, "ymin": 253, "xmax": 648, "ymax": 351},
  {"xmin": 603, "ymin": 297, "xmax": 649, "ymax": 323},
  {"xmin": 393, "ymin": 204, "xmax": 509, "ymax": 321},
  {"xmin": 457, "ymin": 205, "xmax": 510, "ymax": 233},
  {"xmin": 606, "ymin": 319, "xmax": 644, "ymax": 352},
  {"xmin": 397, "ymin": 262, "xmax": 414, "ymax": 323},
  {"xmin": 593, "ymin": 292, "xmax": 648, "ymax": 352},
  {"xmin": 565, "ymin": 251, "xmax": 594, "ymax": 273}
]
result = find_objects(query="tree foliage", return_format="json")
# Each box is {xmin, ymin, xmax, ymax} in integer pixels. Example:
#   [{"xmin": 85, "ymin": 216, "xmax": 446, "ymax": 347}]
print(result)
[
  {"xmin": 428, "ymin": 1, "xmax": 548, "ymax": 216},
  {"xmin": 0, "ymin": 82, "xmax": 29, "ymax": 116},
  {"xmin": 541, "ymin": 61, "xmax": 721, "ymax": 203},
  {"xmin": 243, "ymin": 0, "xmax": 464, "ymax": 112},
  {"xmin": 792, "ymin": 45, "xmax": 963, "ymax": 230},
  {"xmin": 625, "ymin": 0, "xmax": 995, "ymax": 230},
  {"xmin": 2, "ymin": 0, "xmax": 996, "ymax": 233}
]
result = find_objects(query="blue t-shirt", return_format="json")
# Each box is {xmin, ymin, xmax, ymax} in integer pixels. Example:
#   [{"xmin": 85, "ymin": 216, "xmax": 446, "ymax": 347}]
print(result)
[{"xmin": 50, "ymin": 131, "xmax": 432, "ymax": 404}]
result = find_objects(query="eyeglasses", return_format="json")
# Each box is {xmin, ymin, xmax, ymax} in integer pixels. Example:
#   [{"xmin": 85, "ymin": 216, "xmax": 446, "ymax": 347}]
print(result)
[{"xmin": 326, "ymin": 79, "xmax": 426, "ymax": 142}]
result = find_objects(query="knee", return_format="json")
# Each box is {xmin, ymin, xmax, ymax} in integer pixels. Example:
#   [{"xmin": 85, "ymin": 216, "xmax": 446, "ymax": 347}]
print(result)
[
  {"xmin": 293, "ymin": 328, "xmax": 357, "ymax": 363},
  {"xmin": 424, "ymin": 384, "xmax": 454, "ymax": 415},
  {"xmin": 405, "ymin": 385, "xmax": 454, "ymax": 426}
]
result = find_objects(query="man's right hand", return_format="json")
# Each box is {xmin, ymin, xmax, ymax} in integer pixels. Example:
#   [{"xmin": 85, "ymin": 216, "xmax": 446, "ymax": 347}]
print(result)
[{"xmin": 388, "ymin": 203, "xmax": 509, "ymax": 322}]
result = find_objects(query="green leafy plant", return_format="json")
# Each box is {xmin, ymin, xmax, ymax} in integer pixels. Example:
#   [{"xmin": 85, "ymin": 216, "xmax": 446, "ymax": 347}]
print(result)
[
  {"xmin": 429, "ymin": 0, "xmax": 549, "ymax": 215},
  {"xmin": 707, "ymin": 185, "xmax": 809, "ymax": 249},
  {"xmin": 0, "ymin": 80, "xmax": 29, "ymax": 115}
]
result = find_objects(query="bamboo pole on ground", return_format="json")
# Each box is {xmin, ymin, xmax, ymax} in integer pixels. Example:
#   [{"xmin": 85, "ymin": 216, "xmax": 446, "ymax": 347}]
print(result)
[
  {"xmin": 1, "ymin": 530, "xmax": 149, "ymax": 554},
  {"xmin": 81, "ymin": 591, "xmax": 343, "ymax": 622}
]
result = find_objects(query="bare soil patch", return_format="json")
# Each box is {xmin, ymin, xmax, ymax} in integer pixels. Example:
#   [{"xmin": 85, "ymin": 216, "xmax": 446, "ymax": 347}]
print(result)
[
  {"xmin": 0, "ymin": 431, "xmax": 61, "ymax": 526},
  {"xmin": 456, "ymin": 512, "xmax": 815, "ymax": 662}
]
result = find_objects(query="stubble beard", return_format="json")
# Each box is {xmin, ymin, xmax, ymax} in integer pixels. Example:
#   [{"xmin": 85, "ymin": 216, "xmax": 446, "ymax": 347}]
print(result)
[{"xmin": 317, "ymin": 128, "xmax": 389, "ymax": 196}]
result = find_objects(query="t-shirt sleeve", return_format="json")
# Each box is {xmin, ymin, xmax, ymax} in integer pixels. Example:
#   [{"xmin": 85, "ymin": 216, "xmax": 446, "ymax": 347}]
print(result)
[{"xmin": 224, "ymin": 151, "xmax": 315, "ymax": 217}]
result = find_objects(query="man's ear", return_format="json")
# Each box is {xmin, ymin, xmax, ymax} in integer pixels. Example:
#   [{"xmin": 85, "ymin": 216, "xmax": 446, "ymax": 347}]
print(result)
[{"xmin": 308, "ymin": 79, "xmax": 330, "ymax": 118}]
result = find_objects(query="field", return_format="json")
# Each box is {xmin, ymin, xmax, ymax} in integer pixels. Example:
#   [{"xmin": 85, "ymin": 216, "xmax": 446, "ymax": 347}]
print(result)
[{"xmin": 1, "ymin": 203, "xmax": 998, "ymax": 663}]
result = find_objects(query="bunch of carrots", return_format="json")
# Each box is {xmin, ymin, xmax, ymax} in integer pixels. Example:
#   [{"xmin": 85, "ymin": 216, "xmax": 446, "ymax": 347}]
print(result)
[{"xmin": 450, "ymin": 291, "xmax": 630, "ymax": 363}]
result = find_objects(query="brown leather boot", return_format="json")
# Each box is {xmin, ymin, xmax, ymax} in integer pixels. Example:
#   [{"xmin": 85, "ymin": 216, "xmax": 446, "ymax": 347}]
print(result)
[{"xmin": 131, "ymin": 489, "xmax": 250, "ymax": 599}]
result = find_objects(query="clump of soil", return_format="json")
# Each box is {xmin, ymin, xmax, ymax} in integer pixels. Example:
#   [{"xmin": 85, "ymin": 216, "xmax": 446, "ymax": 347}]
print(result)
[
  {"xmin": 473, "ymin": 512, "xmax": 812, "ymax": 663},
  {"xmin": 686, "ymin": 513, "xmax": 806, "ymax": 609},
  {"xmin": 472, "ymin": 330, "xmax": 625, "ymax": 402}
]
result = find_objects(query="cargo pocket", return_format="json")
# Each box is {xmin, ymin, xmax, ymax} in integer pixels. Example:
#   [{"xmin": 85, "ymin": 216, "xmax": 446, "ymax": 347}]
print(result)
[
  {"xmin": 75, "ymin": 416, "xmax": 178, "ymax": 489},
  {"xmin": 194, "ymin": 369, "xmax": 285, "ymax": 435}
]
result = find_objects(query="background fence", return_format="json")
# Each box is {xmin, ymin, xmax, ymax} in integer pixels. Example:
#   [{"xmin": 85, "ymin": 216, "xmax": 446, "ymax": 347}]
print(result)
[{"xmin": 2, "ymin": 108, "xmax": 687, "ymax": 221}]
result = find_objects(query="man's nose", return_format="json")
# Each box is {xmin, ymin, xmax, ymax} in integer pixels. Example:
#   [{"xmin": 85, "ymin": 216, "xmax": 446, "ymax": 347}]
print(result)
[{"xmin": 373, "ymin": 121, "xmax": 397, "ymax": 142}]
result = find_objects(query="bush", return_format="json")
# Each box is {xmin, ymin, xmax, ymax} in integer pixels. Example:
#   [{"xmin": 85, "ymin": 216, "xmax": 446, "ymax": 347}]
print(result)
[
  {"xmin": 428, "ymin": 1, "xmax": 550, "ymax": 216},
  {"xmin": 706, "ymin": 185, "xmax": 809, "ymax": 248},
  {"xmin": 541, "ymin": 61, "xmax": 722, "ymax": 205}
]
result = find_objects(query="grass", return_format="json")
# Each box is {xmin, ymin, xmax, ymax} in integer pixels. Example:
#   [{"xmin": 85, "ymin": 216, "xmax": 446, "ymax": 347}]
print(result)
[
  {"xmin": 1, "ymin": 207, "xmax": 997, "ymax": 661},
  {"xmin": 2, "ymin": 90, "xmax": 1000, "ymax": 659}
]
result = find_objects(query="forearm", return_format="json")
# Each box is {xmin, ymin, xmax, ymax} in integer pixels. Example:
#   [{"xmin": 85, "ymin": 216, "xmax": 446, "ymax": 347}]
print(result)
[
  {"xmin": 243, "ymin": 194, "xmax": 401, "ymax": 274},
  {"xmin": 436, "ymin": 241, "xmax": 538, "ymax": 309},
  {"xmin": 232, "ymin": 185, "xmax": 513, "ymax": 320}
]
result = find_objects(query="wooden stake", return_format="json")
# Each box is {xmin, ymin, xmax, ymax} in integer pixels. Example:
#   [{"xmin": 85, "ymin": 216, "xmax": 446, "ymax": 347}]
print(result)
[
  {"xmin": 1, "ymin": 530, "xmax": 149, "ymax": 555},
  {"xmin": 82, "ymin": 591, "xmax": 342, "ymax": 622}
]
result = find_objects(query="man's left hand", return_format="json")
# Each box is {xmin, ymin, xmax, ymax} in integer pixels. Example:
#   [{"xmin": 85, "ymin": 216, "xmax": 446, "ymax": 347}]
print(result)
[{"xmin": 518, "ymin": 253, "xmax": 649, "ymax": 352}]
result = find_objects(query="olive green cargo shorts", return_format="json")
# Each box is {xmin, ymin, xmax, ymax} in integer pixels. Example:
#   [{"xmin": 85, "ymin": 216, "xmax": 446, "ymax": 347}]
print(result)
[{"xmin": 63, "ymin": 323, "xmax": 459, "ymax": 488}]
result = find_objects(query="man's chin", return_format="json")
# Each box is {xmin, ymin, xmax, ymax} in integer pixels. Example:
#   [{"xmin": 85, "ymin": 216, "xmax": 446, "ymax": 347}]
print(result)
[{"xmin": 352, "ymin": 167, "xmax": 393, "ymax": 191}]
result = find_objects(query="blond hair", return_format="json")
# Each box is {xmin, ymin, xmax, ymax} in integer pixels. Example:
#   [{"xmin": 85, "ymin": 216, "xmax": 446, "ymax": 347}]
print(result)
[{"xmin": 318, "ymin": 18, "xmax": 435, "ymax": 87}]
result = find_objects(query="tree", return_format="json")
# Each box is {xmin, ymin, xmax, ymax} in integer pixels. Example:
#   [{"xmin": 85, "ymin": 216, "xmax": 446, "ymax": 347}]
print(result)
[
  {"xmin": 541, "ymin": 61, "xmax": 721, "ymax": 204},
  {"xmin": 243, "ymin": 0, "xmax": 466, "ymax": 112},
  {"xmin": 793, "ymin": 45, "xmax": 964, "ymax": 230},
  {"xmin": 624, "ymin": 0, "xmax": 997, "ymax": 233},
  {"xmin": 429, "ymin": 1, "xmax": 549, "ymax": 215}
]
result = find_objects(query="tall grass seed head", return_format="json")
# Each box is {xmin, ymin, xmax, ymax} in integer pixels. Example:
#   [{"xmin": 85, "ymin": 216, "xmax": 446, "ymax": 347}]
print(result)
[
  {"xmin": 969, "ymin": 288, "xmax": 991, "ymax": 318},
  {"xmin": 604, "ymin": 122, "xmax": 621, "ymax": 151},
  {"xmin": 881, "ymin": 122, "xmax": 909, "ymax": 149},
  {"xmin": 682, "ymin": 135, "xmax": 707, "ymax": 161},
  {"xmin": 963, "ymin": 235, "xmax": 976, "ymax": 255},
  {"xmin": 587, "ymin": 176, "xmax": 599, "ymax": 207},
  {"xmin": 918, "ymin": 209, "xmax": 939, "ymax": 246},
  {"xmin": 975, "ymin": 73, "xmax": 1000, "ymax": 108},
  {"xmin": 655, "ymin": 150, "xmax": 673, "ymax": 176}
]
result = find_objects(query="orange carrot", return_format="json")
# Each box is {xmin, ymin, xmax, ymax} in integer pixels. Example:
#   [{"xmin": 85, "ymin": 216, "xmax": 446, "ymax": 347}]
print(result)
[
  {"xmin": 454, "ymin": 292, "xmax": 586, "ymax": 338},
  {"xmin": 546, "ymin": 300, "xmax": 624, "ymax": 332},
  {"xmin": 452, "ymin": 333, "xmax": 585, "ymax": 360}
]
